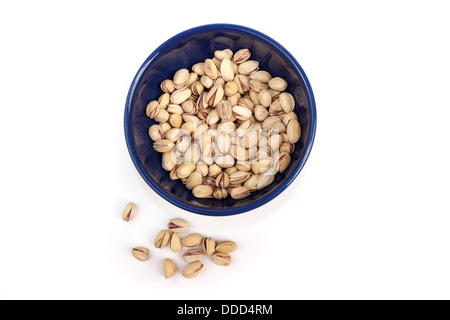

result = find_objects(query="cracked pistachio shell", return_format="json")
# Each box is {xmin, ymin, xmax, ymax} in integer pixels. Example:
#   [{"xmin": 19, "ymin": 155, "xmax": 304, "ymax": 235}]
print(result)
[
  {"xmin": 214, "ymin": 48, "xmax": 233, "ymax": 61},
  {"xmin": 163, "ymin": 258, "xmax": 176, "ymax": 279},
  {"xmin": 220, "ymin": 58, "xmax": 235, "ymax": 82},
  {"xmin": 170, "ymin": 87, "xmax": 192, "ymax": 105},
  {"xmin": 131, "ymin": 247, "xmax": 150, "ymax": 261},
  {"xmin": 211, "ymin": 252, "xmax": 231, "ymax": 266},
  {"xmin": 146, "ymin": 100, "xmax": 160, "ymax": 119},
  {"xmin": 275, "ymin": 152, "xmax": 291, "ymax": 173},
  {"xmin": 232, "ymin": 105, "xmax": 253, "ymax": 121},
  {"xmin": 204, "ymin": 59, "xmax": 218, "ymax": 80},
  {"xmin": 182, "ymin": 249, "xmax": 203, "ymax": 263},
  {"xmin": 202, "ymin": 237, "xmax": 216, "ymax": 256},
  {"xmin": 161, "ymin": 79, "xmax": 175, "ymax": 93},
  {"xmin": 229, "ymin": 171, "xmax": 251, "ymax": 185},
  {"xmin": 173, "ymin": 68, "xmax": 189, "ymax": 88},
  {"xmin": 206, "ymin": 85, "xmax": 224, "ymax": 107},
  {"xmin": 148, "ymin": 124, "xmax": 165, "ymax": 141},
  {"xmin": 153, "ymin": 139, "xmax": 175, "ymax": 153},
  {"xmin": 233, "ymin": 48, "xmax": 251, "ymax": 64},
  {"xmin": 217, "ymin": 100, "xmax": 233, "ymax": 122},
  {"xmin": 191, "ymin": 81, "xmax": 204, "ymax": 97},
  {"xmin": 287, "ymin": 119, "xmax": 301, "ymax": 143},
  {"xmin": 181, "ymin": 233, "xmax": 204, "ymax": 248},
  {"xmin": 168, "ymin": 218, "xmax": 190, "ymax": 233},
  {"xmin": 215, "ymin": 241, "xmax": 238, "ymax": 253},
  {"xmin": 192, "ymin": 185, "xmax": 214, "ymax": 199},
  {"xmin": 234, "ymin": 74, "xmax": 250, "ymax": 94},
  {"xmin": 215, "ymin": 172, "xmax": 230, "ymax": 188},
  {"xmin": 182, "ymin": 260, "xmax": 203, "ymax": 278},
  {"xmin": 238, "ymin": 60, "xmax": 259, "ymax": 75},
  {"xmin": 230, "ymin": 186, "xmax": 251, "ymax": 199},
  {"xmin": 154, "ymin": 230, "xmax": 170, "ymax": 249},
  {"xmin": 268, "ymin": 77, "xmax": 288, "ymax": 91},
  {"xmin": 122, "ymin": 202, "xmax": 137, "ymax": 222},
  {"xmin": 213, "ymin": 188, "xmax": 228, "ymax": 200}
]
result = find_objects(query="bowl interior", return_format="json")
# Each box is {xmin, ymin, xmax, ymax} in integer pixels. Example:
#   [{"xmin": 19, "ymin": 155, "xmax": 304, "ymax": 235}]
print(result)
[{"xmin": 125, "ymin": 25, "xmax": 315, "ymax": 215}]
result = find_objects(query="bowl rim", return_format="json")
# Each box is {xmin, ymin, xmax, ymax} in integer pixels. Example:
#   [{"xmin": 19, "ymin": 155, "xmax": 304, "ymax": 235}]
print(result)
[{"xmin": 124, "ymin": 23, "xmax": 317, "ymax": 216}]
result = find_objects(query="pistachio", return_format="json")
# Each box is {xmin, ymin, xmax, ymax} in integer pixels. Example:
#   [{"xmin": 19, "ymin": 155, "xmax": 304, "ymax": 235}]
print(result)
[
  {"xmin": 177, "ymin": 163, "xmax": 196, "ymax": 179},
  {"xmin": 232, "ymin": 105, "xmax": 253, "ymax": 121},
  {"xmin": 220, "ymin": 58, "xmax": 235, "ymax": 82},
  {"xmin": 233, "ymin": 49, "xmax": 251, "ymax": 64},
  {"xmin": 163, "ymin": 258, "xmax": 176, "ymax": 279},
  {"xmin": 203, "ymin": 176, "xmax": 217, "ymax": 187},
  {"xmin": 159, "ymin": 121, "xmax": 172, "ymax": 133},
  {"xmin": 250, "ymin": 70, "xmax": 272, "ymax": 83},
  {"xmin": 161, "ymin": 79, "xmax": 175, "ymax": 93},
  {"xmin": 145, "ymin": 100, "xmax": 160, "ymax": 119},
  {"xmin": 231, "ymin": 144, "xmax": 249, "ymax": 161},
  {"xmin": 230, "ymin": 186, "xmax": 251, "ymax": 199},
  {"xmin": 200, "ymin": 75, "xmax": 214, "ymax": 89},
  {"xmin": 186, "ymin": 170, "xmax": 203, "ymax": 190},
  {"xmin": 213, "ymin": 188, "xmax": 228, "ymax": 200},
  {"xmin": 162, "ymin": 150, "xmax": 177, "ymax": 171},
  {"xmin": 234, "ymin": 74, "xmax": 250, "ymax": 94},
  {"xmin": 206, "ymin": 85, "xmax": 224, "ymax": 107},
  {"xmin": 229, "ymin": 171, "xmax": 251, "ymax": 185},
  {"xmin": 191, "ymin": 81, "xmax": 204, "ymax": 97},
  {"xmin": 158, "ymin": 93, "xmax": 170, "ymax": 110},
  {"xmin": 206, "ymin": 109, "xmax": 220, "ymax": 125},
  {"xmin": 225, "ymin": 81, "xmax": 238, "ymax": 96},
  {"xmin": 122, "ymin": 202, "xmax": 137, "ymax": 222},
  {"xmin": 211, "ymin": 252, "xmax": 231, "ymax": 266},
  {"xmin": 148, "ymin": 124, "xmax": 165, "ymax": 141},
  {"xmin": 287, "ymin": 119, "xmax": 301, "ymax": 143},
  {"xmin": 214, "ymin": 48, "xmax": 233, "ymax": 61},
  {"xmin": 131, "ymin": 247, "xmax": 150, "ymax": 261},
  {"xmin": 192, "ymin": 185, "xmax": 214, "ymax": 198},
  {"xmin": 214, "ymin": 154, "xmax": 235, "ymax": 168},
  {"xmin": 215, "ymin": 240, "xmax": 238, "ymax": 253},
  {"xmin": 208, "ymin": 163, "xmax": 222, "ymax": 178},
  {"xmin": 192, "ymin": 62, "xmax": 205, "ymax": 76},
  {"xmin": 169, "ymin": 113, "xmax": 182, "ymax": 128},
  {"xmin": 251, "ymin": 157, "xmax": 273, "ymax": 175},
  {"xmin": 280, "ymin": 142, "xmax": 295, "ymax": 154},
  {"xmin": 169, "ymin": 232, "xmax": 181, "ymax": 253},
  {"xmin": 204, "ymin": 59, "xmax": 218, "ymax": 80},
  {"xmin": 217, "ymin": 121, "xmax": 236, "ymax": 134},
  {"xmin": 170, "ymin": 87, "xmax": 192, "ymax": 105},
  {"xmin": 184, "ymin": 143, "xmax": 201, "ymax": 164},
  {"xmin": 166, "ymin": 104, "xmax": 183, "ymax": 115},
  {"xmin": 282, "ymin": 111, "xmax": 298, "ymax": 126},
  {"xmin": 238, "ymin": 60, "xmax": 259, "ymax": 75},
  {"xmin": 262, "ymin": 116, "xmax": 282, "ymax": 130},
  {"xmin": 202, "ymin": 237, "xmax": 216, "ymax": 256},
  {"xmin": 154, "ymin": 109, "xmax": 170, "ymax": 123},
  {"xmin": 236, "ymin": 119, "xmax": 255, "ymax": 138},
  {"xmin": 255, "ymin": 174, "xmax": 275, "ymax": 189},
  {"xmin": 173, "ymin": 68, "xmax": 189, "ymax": 89},
  {"xmin": 249, "ymin": 79, "xmax": 267, "ymax": 93},
  {"xmin": 258, "ymin": 90, "xmax": 272, "ymax": 108},
  {"xmin": 275, "ymin": 152, "xmax": 291, "ymax": 173},
  {"xmin": 279, "ymin": 92, "xmax": 295, "ymax": 112},
  {"xmin": 169, "ymin": 166, "xmax": 180, "ymax": 180},
  {"xmin": 181, "ymin": 233, "xmax": 203, "ymax": 248},
  {"xmin": 153, "ymin": 139, "xmax": 175, "ymax": 153},
  {"xmin": 215, "ymin": 172, "xmax": 230, "ymax": 188},
  {"xmin": 217, "ymin": 100, "xmax": 233, "ymax": 121},
  {"xmin": 182, "ymin": 260, "xmax": 203, "ymax": 278},
  {"xmin": 186, "ymin": 72, "xmax": 198, "ymax": 87},
  {"xmin": 182, "ymin": 249, "xmax": 203, "ymax": 263},
  {"xmin": 268, "ymin": 77, "xmax": 288, "ymax": 91},
  {"xmin": 249, "ymin": 89, "xmax": 261, "ymax": 105},
  {"xmin": 154, "ymin": 230, "xmax": 170, "ymax": 249}
]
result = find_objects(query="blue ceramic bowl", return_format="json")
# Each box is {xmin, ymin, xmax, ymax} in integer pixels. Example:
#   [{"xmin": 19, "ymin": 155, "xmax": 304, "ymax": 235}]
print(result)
[{"xmin": 124, "ymin": 24, "xmax": 316, "ymax": 216}]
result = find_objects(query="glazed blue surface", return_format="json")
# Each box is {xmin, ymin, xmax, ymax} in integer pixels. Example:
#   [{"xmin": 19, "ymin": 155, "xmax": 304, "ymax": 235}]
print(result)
[{"xmin": 124, "ymin": 24, "xmax": 316, "ymax": 216}]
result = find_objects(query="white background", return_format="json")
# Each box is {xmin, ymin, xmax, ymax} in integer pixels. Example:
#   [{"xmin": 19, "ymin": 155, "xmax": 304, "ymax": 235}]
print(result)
[{"xmin": 0, "ymin": 0, "xmax": 449, "ymax": 300}]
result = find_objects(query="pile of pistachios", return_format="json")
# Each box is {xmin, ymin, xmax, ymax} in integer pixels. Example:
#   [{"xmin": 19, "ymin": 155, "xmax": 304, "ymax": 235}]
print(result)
[
  {"xmin": 146, "ymin": 48, "xmax": 301, "ymax": 199},
  {"xmin": 123, "ymin": 205, "xmax": 237, "ymax": 279}
]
